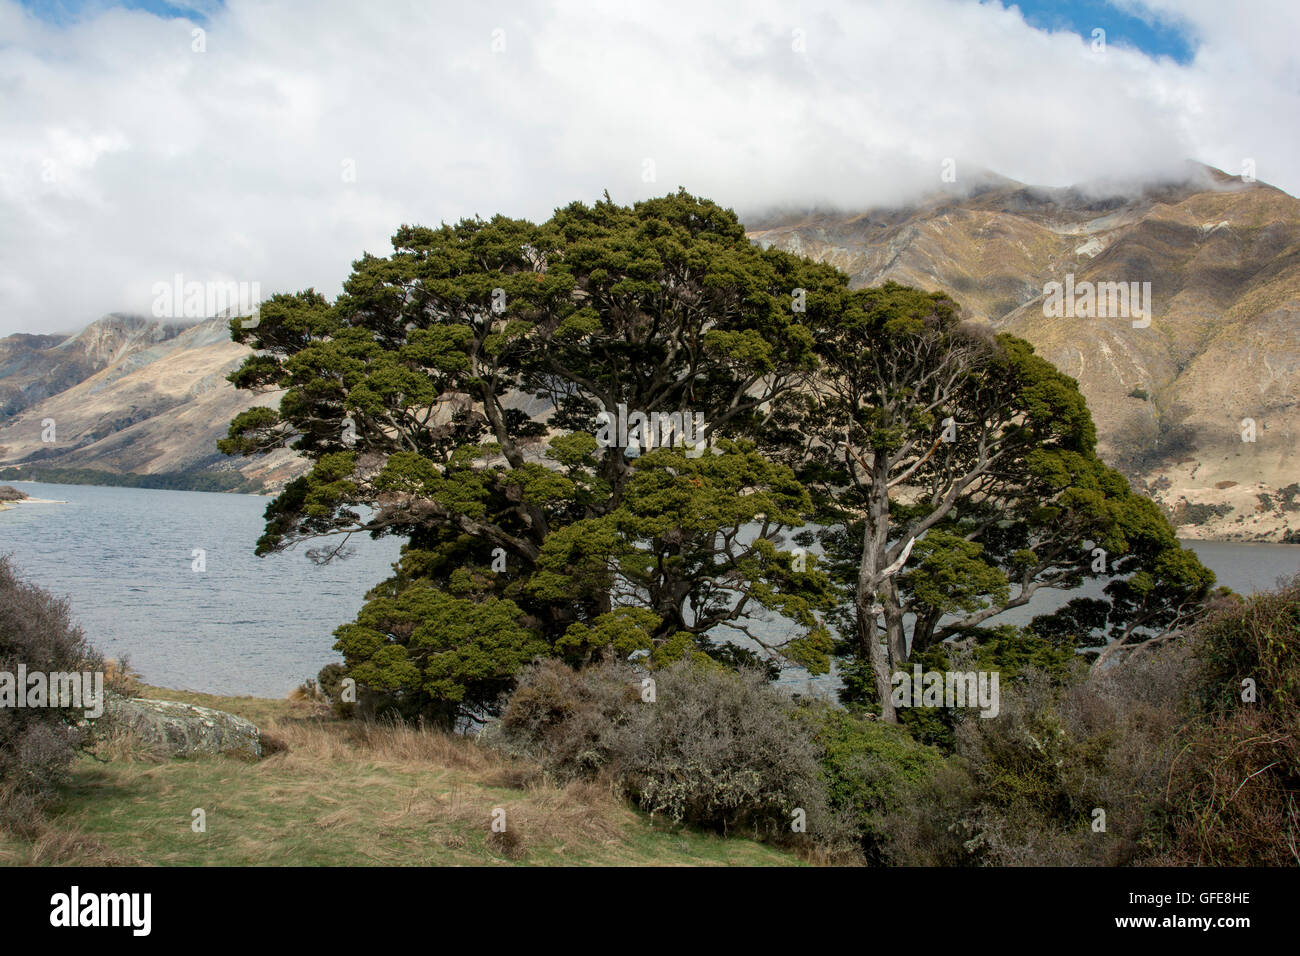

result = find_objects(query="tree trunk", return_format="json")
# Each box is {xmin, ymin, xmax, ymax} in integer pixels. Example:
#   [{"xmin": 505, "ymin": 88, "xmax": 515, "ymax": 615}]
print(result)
[
  {"xmin": 883, "ymin": 577, "xmax": 908, "ymax": 668},
  {"xmin": 856, "ymin": 589, "xmax": 896, "ymax": 723},
  {"xmin": 857, "ymin": 511, "xmax": 897, "ymax": 722}
]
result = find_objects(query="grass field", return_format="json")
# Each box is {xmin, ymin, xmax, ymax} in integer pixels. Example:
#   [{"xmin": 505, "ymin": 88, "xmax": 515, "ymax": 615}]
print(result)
[{"xmin": 0, "ymin": 686, "xmax": 801, "ymax": 867}]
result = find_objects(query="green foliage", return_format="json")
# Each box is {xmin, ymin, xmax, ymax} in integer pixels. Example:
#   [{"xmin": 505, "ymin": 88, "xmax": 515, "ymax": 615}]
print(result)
[
  {"xmin": 768, "ymin": 281, "xmax": 1213, "ymax": 715},
  {"xmin": 902, "ymin": 531, "xmax": 1008, "ymax": 616},
  {"xmin": 870, "ymin": 596, "xmax": 1299, "ymax": 867},
  {"xmin": 222, "ymin": 190, "xmax": 848, "ymax": 722},
  {"xmin": 883, "ymin": 657, "xmax": 1190, "ymax": 866},
  {"xmin": 315, "ymin": 662, "xmax": 354, "ymax": 718},
  {"xmin": 1189, "ymin": 581, "xmax": 1300, "ymax": 719},
  {"xmin": 333, "ymin": 585, "xmax": 547, "ymax": 728},
  {"xmin": 797, "ymin": 702, "xmax": 946, "ymax": 862},
  {"xmin": 1149, "ymin": 581, "xmax": 1300, "ymax": 864},
  {"xmin": 222, "ymin": 191, "xmax": 1212, "ymax": 730},
  {"xmin": 555, "ymin": 607, "xmax": 660, "ymax": 664},
  {"xmin": 968, "ymin": 625, "xmax": 1081, "ymax": 684}
]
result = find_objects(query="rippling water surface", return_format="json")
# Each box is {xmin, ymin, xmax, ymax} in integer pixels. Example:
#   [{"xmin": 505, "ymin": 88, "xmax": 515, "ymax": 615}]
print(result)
[
  {"xmin": 4, "ymin": 480, "xmax": 1300, "ymax": 698},
  {"xmin": 2, "ymin": 481, "xmax": 401, "ymax": 697}
]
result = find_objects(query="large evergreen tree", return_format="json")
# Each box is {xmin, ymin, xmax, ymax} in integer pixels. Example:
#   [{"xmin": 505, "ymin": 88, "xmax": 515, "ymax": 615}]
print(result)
[
  {"xmin": 224, "ymin": 192, "xmax": 1213, "ymax": 729},
  {"xmin": 768, "ymin": 282, "xmax": 1215, "ymax": 721},
  {"xmin": 221, "ymin": 190, "xmax": 844, "ymax": 724}
]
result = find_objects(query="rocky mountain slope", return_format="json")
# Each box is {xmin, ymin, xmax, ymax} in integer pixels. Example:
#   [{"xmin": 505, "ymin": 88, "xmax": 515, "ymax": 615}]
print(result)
[
  {"xmin": 749, "ymin": 164, "xmax": 1300, "ymax": 541},
  {"xmin": 0, "ymin": 314, "xmax": 191, "ymax": 417},
  {"xmin": 4, "ymin": 164, "xmax": 1298, "ymax": 539},
  {"xmin": 0, "ymin": 315, "xmax": 303, "ymax": 491}
]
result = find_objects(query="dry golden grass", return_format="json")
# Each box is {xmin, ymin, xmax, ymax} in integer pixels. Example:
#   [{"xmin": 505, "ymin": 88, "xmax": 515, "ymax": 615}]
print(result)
[
  {"xmin": 274, "ymin": 716, "xmax": 498, "ymax": 771},
  {"xmin": 250, "ymin": 717, "xmax": 638, "ymax": 862},
  {"xmin": 103, "ymin": 658, "xmax": 143, "ymax": 697},
  {"xmin": 0, "ymin": 822, "xmax": 141, "ymax": 867},
  {"xmin": 1, "ymin": 693, "xmax": 800, "ymax": 867}
]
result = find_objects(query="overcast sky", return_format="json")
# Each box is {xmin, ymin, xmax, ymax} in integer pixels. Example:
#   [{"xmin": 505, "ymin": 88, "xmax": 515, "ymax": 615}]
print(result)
[{"xmin": 2, "ymin": 0, "xmax": 1298, "ymax": 336}]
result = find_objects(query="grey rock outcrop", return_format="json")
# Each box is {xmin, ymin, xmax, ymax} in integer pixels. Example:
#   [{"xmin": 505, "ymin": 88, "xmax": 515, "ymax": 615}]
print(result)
[{"xmin": 103, "ymin": 695, "xmax": 264, "ymax": 759}]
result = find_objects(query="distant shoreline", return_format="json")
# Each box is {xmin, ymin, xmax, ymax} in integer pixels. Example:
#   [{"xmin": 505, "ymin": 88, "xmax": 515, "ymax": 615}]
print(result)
[
  {"xmin": 3, "ymin": 474, "xmax": 1298, "ymax": 544},
  {"xmin": 0, "ymin": 484, "xmax": 67, "ymax": 509},
  {"xmin": 0, "ymin": 466, "xmax": 261, "ymax": 495}
]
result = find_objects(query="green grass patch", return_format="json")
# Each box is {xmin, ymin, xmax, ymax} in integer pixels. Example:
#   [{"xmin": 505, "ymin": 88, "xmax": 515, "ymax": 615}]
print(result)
[{"xmin": 1, "ymin": 687, "xmax": 800, "ymax": 867}]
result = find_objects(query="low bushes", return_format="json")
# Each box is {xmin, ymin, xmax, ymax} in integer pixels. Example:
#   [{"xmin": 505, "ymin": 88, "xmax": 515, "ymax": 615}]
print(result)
[
  {"xmin": 872, "ymin": 581, "xmax": 1300, "ymax": 866},
  {"xmin": 1151, "ymin": 582, "xmax": 1300, "ymax": 864},
  {"xmin": 495, "ymin": 658, "xmax": 637, "ymax": 781},
  {"xmin": 0, "ymin": 556, "xmax": 105, "ymax": 833},
  {"xmin": 498, "ymin": 658, "xmax": 856, "ymax": 855},
  {"xmin": 797, "ymin": 704, "xmax": 947, "ymax": 863},
  {"xmin": 617, "ymin": 664, "xmax": 837, "ymax": 843},
  {"xmin": 495, "ymin": 608, "xmax": 1298, "ymax": 866},
  {"xmin": 932, "ymin": 653, "xmax": 1189, "ymax": 866}
]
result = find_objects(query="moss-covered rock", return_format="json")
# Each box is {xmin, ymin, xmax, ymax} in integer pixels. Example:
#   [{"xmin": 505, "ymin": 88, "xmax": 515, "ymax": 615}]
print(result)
[{"xmin": 100, "ymin": 695, "xmax": 264, "ymax": 759}]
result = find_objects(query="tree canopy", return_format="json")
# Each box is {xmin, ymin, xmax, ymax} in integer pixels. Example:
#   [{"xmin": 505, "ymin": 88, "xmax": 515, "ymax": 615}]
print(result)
[
  {"xmin": 222, "ymin": 190, "xmax": 843, "ymax": 724},
  {"xmin": 223, "ymin": 192, "xmax": 1214, "ymax": 727},
  {"xmin": 765, "ymin": 281, "xmax": 1215, "ymax": 721}
]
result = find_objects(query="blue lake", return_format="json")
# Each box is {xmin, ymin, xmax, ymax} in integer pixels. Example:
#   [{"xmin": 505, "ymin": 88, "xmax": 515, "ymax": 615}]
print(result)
[
  {"xmin": 3, "ymin": 480, "xmax": 1300, "ymax": 698},
  {"xmin": 1, "ymin": 481, "xmax": 402, "ymax": 697}
]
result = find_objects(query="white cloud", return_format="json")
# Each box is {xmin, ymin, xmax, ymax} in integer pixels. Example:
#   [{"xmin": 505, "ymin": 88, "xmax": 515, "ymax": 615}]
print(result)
[{"xmin": 1, "ymin": 0, "xmax": 1298, "ymax": 334}]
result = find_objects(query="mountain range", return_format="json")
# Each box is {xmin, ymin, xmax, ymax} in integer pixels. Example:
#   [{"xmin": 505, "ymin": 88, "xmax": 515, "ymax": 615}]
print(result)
[
  {"xmin": 749, "ymin": 163, "xmax": 1300, "ymax": 542},
  {"xmin": 0, "ymin": 314, "xmax": 301, "ymax": 492},
  {"xmin": 3, "ymin": 163, "xmax": 1298, "ymax": 540}
]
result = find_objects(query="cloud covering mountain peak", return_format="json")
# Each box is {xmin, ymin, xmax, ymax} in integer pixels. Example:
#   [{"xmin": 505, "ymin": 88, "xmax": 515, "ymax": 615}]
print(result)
[{"xmin": 3, "ymin": 0, "xmax": 1299, "ymax": 334}]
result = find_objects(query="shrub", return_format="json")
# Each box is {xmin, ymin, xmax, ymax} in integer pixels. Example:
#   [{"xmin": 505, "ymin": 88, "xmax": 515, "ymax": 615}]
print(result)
[
  {"xmin": 875, "ymin": 760, "xmax": 981, "ymax": 866},
  {"xmin": 315, "ymin": 663, "xmax": 356, "ymax": 718},
  {"xmin": 332, "ymin": 586, "xmax": 548, "ymax": 728},
  {"xmin": 503, "ymin": 583, "xmax": 1300, "ymax": 867},
  {"xmin": 898, "ymin": 627, "xmax": 1081, "ymax": 751},
  {"xmin": 1189, "ymin": 584, "xmax": 1300, "ymax": 719},
  {"xmin": 797, "ymin": 703, "xmax": 947, "ymax": 863},
  {"xmin": 617, "ymin": 664, "xmax": 839, "ymax": 842},
  {"xmin": 1172, "ymin": 500, "xmax": 1233, "ymax": 526},
  {"xmin": 1155, "ymin": 707, "xmax": 1298, "ymax": 865},
  {"xmin": 941, "ymin": 649, "xmax": 1194, "ymax": 866},
  {"xmin": 499, "ymin": 659, "xmax": 855, "ymax": 854},
  {"xmin": 0, "ymin": 556, "xmax": 105, "ymax": 833},
  {"xmin": 1280, "ymin": 483, "xmax": 1300, "ymax": 512},
  {"xmin": 860, "ymin": 645, "xmax": 1194, "ymax": 867},
  {"xmin": 871, "ymin": 592, "xmax": 1300, "ymax": 867},
  {"xmin": 1148, "ymin": 582, "xmax": 1300, "ymax": 864},
  {"xmin": 497, "ymin": 658, "xmax": 638, "ymax": 780}
]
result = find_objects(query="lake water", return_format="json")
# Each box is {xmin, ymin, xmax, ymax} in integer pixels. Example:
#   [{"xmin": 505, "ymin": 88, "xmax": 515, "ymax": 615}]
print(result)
[
  {"xmin": 4, "ymin": 480, "xmax": 1300, "ymax": 698},
  {"xmin": 1, "ymin": 481, "xmax": 402, "ymax": 697}
]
